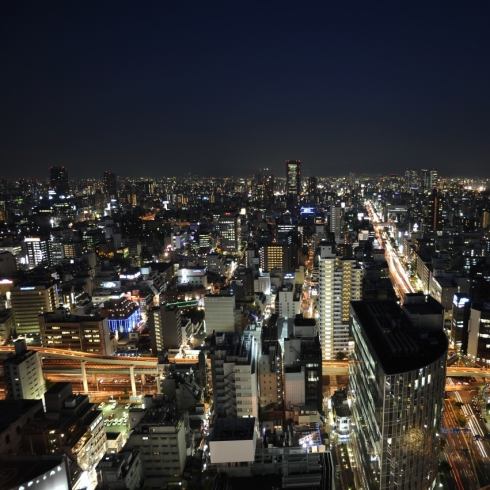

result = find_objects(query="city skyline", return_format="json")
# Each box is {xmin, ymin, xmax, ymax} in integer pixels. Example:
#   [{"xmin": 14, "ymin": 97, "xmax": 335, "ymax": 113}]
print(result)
[{"xmin": 2, "ymin": 2, "xmax": 490, "ymax": 178}]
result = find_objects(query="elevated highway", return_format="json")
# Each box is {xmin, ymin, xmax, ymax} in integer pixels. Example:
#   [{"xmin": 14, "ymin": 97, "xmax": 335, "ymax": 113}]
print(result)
[{"xmin": 322, "ymin": 360, "xmax": 490, "ymax": 379}]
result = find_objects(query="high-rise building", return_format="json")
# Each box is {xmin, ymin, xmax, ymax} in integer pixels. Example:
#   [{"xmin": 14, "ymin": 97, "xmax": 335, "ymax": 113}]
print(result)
[
  {"xmin": 204, "ymin": 292, "xmax": 236, "ymax": 333},
  {"xmin": 49, "ymin": 166, "xmax": 69, "ymax": 195},
  {"xmin": 277, "ymin": 284, "xmax": 301, "ymax": 319},
  {"xmin": 0, "ymin": 200, "xmax": 7, "ymax": 223},
  {"xmin": 148, "ymin": 304, "xmax": 188, "ymax": 354},
  {"xmin": 259, "ymin": 323, "xmax": 283, "ymax": 409},
  {"xmin": 209, "ymin": 331, "xmax": 259, "ymax": 419},
  {"xmin": 24, "ymin": 236, "xmax": 49, "ymax": 268},
  {"xmin": 429, "ymin": 188, "xmax": 443, "ymax": 232},
  {"xmin": 318, "ymin": 243, "xmax": 363, "ymax": 360},
  {"xmin": 307, "ymin": 176, "xmax": 318, "ymax": 202},
  {"xmin": 329, "ymin": 205, "xmax": 343, "ymax": 242},
  {"xmin": 421, "ymin": 168, "xmax": 438, "ymax": 191},
  {"xmin": 467, "ymin": 303, "xmax": 490, "ymax": 363},
  {"xmin": 283, "ymin": 315, "xmax": 322, "ymax": 412},
  {"xmin": 4, "ymin": 339, "xmax": 46, "ymax": 400},
  {"xmin": 103, "ymin": 170, "xmax": 118, "ymax": 198},
  {"xmin": 39, "ymin": 310, "xmax": 114, "ymax": 355},
  {"xmin": 11, "ymin": 282, "xmax": 58, "ymax": 336},
  {"xmin": 217, "ymin": 214, "xmax": 241, "ymax": 253},
  {"xmin": 451, "ymin": 293, "xmax": 471, "ymax": 352},
  {"xmin": 254, "ymin": 168, "xmax": 274, "ymax": 204},
  {"xmin": 126, "ymin": 396, "xmax": 187, "ymax": 485},
  {"xmin": 350, "ymin": 300, "xmax": 447, "ymax": 490},
  {"xmin": 286, "ymin": 160, "xmax": 301, "ymax": 204},
  {"xmin": 259, "ymin": 243, "xmax": 290, "ymax": 273}
]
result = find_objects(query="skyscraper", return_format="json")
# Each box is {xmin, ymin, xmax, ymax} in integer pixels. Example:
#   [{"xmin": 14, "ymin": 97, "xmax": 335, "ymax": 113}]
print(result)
[
  {"xmin": 429, "ymin": 188, "xmax": 443, "ymax": 232},
  {"xmin": 350, "ymin": 300, "xmax": 447, "ymax": 490},
  {"xmin": 285, "ymin": 160, "xmax": 301, "ymax": 204},
  {"xmin": 49, "ymin": 166, "xmax": 69, "ymax": 195},
  {"xmin": 421, "ymin": 168, "xmax": 438, "ymax": 191},
  {"xmin": 103, "ymin": 170, "xmax": 118, "ymax": 198},
  {"xmin": 318, "ymin": 243, "xmax": 363, "ymax": 360},
  {"xmin": 217, "ymin": 213, "xmax": 241, "ymax": 254},
  {"xmin": 329, "ymin": 205, "xmax": 343, "ymax": 242},
  {"xmin": 254, "ymin": 168, "xmax": 274, "ymax": 204}
]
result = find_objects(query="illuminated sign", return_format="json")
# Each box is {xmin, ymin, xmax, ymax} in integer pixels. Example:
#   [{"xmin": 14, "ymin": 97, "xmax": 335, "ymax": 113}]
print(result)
[
  {"xmin": 20, "ymin": 286, "xmax": 35, "ymax": 291},
  {"xmin": 300, "ymin": 206, "xmax": 315, "ymax": 215}
]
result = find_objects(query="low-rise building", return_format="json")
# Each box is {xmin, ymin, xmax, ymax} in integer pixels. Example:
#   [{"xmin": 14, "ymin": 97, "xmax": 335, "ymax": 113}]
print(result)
[{"xmin": 96, "ymin": 449, "xmax": 143, "ymax": 489}]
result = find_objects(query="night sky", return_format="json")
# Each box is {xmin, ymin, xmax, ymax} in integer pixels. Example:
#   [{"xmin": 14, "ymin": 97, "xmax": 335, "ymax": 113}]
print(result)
[{"xmin": 1, "ymin": 1, "xmax": 490, "ymax": 178}]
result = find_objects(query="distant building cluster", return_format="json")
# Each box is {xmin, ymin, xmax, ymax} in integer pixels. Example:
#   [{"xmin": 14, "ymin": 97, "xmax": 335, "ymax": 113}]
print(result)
[{"xmin": 1, "ymin": 164, "xmax": 490, "ymax": 488}]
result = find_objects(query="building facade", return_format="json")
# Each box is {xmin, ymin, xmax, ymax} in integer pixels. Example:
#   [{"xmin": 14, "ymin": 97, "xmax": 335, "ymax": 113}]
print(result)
[{"xmin": 350, "ymin": 300, "xmax": 447, "ymax": 490}]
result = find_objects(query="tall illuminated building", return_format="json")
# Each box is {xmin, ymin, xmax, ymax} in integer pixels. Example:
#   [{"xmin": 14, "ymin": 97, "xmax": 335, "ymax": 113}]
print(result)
[
  {"xmin": 49, "ymin": 165, "xmax": 69, "ymax": 195},
  {"xmin": 259, "ymin": 243, "xmax": 289, "ymax": 273},
  {"xmin": 318, "ymin": 243, "xmax": 362, "ymax": 360},
  {"xmin": 421, "ymin": 168, "xmax": 438, "ymax": 191},
  {"xmin": 4, "ymin": 339, "xmax": 46, "ymax": 400},
  {"xmin": 285, "ymin": 160, "xmax": 301, "ymax": 205},
  {"xmin": 451, "ymin": 293, "xmax": 470, "ymax": 351},
  {"xmin": 350, "ymin": 300, "xmax": 447, "ymax": 490},
  {"xmin": 217, "ymin": 213, "xmax": 241, "ymax": 254},
  {"xmin": 329, "ymin": 205, "xmax": 343, "ymax": 242},
  {"xmin": 11, "ymin": 282, "xmax": 58, "ymax": 336},
  {"xmin": 467, "ymin": 303, "xmax": 490, "ymax": 363},
  {"xmin": 254, "ymin": 168, "xmax": 274, "ymax": 204},
  {"xmin": 24, "ymin": 236, "xmax": 49, "ymax": 268}
]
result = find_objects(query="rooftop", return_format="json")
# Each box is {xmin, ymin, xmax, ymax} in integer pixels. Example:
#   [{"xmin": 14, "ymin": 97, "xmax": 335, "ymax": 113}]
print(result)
[
  {"xmin": 210, "ymin": 417, "xmax": 255, "ymax": 442},
  {"xmin": 0, "ymin": 399, "xmax": 43, "ymax": 433},
  {"xmin": 351, "ymin": 300, "xmax": 447, "ymax": 374}
]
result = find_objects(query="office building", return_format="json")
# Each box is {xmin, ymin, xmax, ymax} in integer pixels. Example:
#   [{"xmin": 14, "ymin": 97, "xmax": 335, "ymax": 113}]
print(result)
[
  {"xmin": 429, "ymin": 188, "xmax": 443, "ymax": 232},
  {"xmin": 209, "ymin": 331, "xmax": 259, "ymax": 418},
  {"xmin": 259, "ymin": 243, "xmax": 292, "ymax": 273},
  {"xmin": 467, "ymin": 303, "xmax": 490, "ymax": 363},
  {"xmin": 4, "ymin": 339, "xmax": 46, "ymax": 400},
  {"xmin": 259, "ymin": 324, "xmax": 283, "ymax": 409},
  {"xmin": 421, "ymin": 168, "xmax": 438, "ymax": 191},
  {"xmin": 103, "ymin": 170, "xmax": 118, "ymax": 198},
  {"xmin": 286, "ymin": 160, "xmax": 301, "ymax": 204},
  {"xmin": 39, "ymin": 310, "xmax": 114, "ymax": 355},
  {"xmin": 350, "ymin": 300, "xmax": 447, "ymax": 490},
  {"xmin": 451, "ymin": 293, "xmax": 471, "ymax": 351},
  {"xmin": 277, "ymin": 284, "xmax": 300, "ymax": 319},
  {"xmin": 217, "ymin": 213, "xmax": 241, "ymax": 253},
  {"xmin": 11, "ymin": 281, "xmax": 58, "ymax": 336},
  {"xmin": 204, "ymin": 292, "xmax": 236, "ymax": 333},
  {"xmin": 255, "ymin": 168, "xmax": 274, "ymax": 204},
  {"xmin": 49, "ymin": 165, "xmax": 69, "ymax": 195},
  {"xmin": 283, "ymin": 316, "xmax": 322, "ymax": 412},
  {"xmin": 24, "ymin": 236, "xmax": 49, "ymax": 268},
  {"xmin": 126, "ymin": 397, "xmax": 187, "ymax": 486},
  {"xmin": 96, "ymin": 449, "xmax": 143, "ymax": 489},
  {"xmin": 148, "ymin": 304, "xmax": 189, "ymax": 354},
  {"xmin": 329, "ymin": 205, "xmax": 343, "ymax": 242},
  {"xmin": 318, "ymin": 243, "xmax": 363, "ymax": 360}
]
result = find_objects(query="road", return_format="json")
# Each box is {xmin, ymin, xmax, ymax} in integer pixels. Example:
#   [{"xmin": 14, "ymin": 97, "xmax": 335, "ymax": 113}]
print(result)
[
  {"xmin": 443, "ymin": 391, "xmax": 490, "ymax": 489},
  {"xmin": 365, "ymin": 200, "xmax": 415, "ymax": 296}
]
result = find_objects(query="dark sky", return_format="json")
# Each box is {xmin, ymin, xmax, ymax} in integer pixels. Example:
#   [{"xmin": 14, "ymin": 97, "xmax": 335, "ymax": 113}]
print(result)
[{"xmin": 1, "ymin": 1, "xmax": 490, "ymax": 178}]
